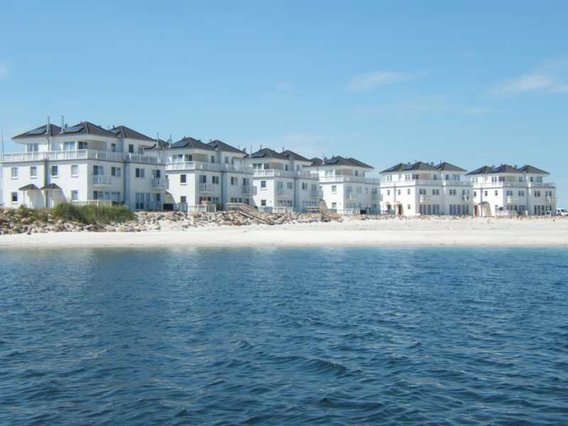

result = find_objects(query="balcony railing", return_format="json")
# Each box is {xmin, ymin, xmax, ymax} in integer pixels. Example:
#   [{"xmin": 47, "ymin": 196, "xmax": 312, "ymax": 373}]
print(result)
[
  {"xmin": 198, "ymin": 183, "xmax": 215, "ymax": 193},
  {"xmin": 276, "ymin": 188, "xmax": 293, "ymax": 197},
  {"xmin": 242, "ymin": 186, "xmax": 256, "ymax": 195},
  {"xmin": 1, "ymin": 149, "xmax": 162, "ymax": 165},
  {"xmin": 151, "ymin": 178, "xmax": 168, "ymax": 189},
  {"xmin": 93, "ymin": 175, "xmax": 112, "ymax": 186},
  {"xmin": 166, "ymin": 161, "xmax": 253, "ymax": 173},
  {"xmin": 320, "ymin": 175, "xmax": 380, "ymax": 184},
  {"xmin": 253, "ymin": 169, "xmax": 317, "ymax": 179}
]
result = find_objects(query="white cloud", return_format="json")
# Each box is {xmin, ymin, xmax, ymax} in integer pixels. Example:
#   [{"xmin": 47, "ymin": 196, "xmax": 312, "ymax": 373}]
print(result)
[
  {"xmin": 348, "ymin": 71, "xmax": 417, "ymax": 92},
  {"xmin": 0, "ymin": 63, "xmax": 8, "ymax": 80},
  {"xmin": 491, "ymin": 72, "xmax": 568, "ymax": 96}
]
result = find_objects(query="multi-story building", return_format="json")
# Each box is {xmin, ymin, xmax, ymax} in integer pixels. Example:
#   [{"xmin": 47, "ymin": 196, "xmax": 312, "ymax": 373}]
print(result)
[
  {"xmin": 307, "ymin": 156, "xmax": 380, "ymax": 214},
  {"xmin": 467, "ymin": 164, "xmax": 556, "ymax": 216},
  {"xmin": 165, "ymin": 137, "xmax": 253, "ymax": 211},
  {"xmin": 249, "ymin": 148, "xmax": 320, "ymax": 213},
  {"xmin": 379, "ymin": 161, "xmax": 472, "ymax": 216},
  {"xmin": 1, "ymin": 121, "xmax": 165, "ymax": 210}
]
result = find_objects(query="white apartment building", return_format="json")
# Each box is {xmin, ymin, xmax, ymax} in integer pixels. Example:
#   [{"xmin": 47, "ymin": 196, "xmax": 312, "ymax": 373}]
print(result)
[
  {"xmin": 468, "ymin": 164, "xmax": 556, "ymax": 216},
  {"xmin": 165, "ymin": 137, "xmax": 254, "ymax": 211},
  {"xmin": 379, "ymin": 161, "xmax": 472, "ymax": 216},
  {"xmin": 1, "ymin": 122, "xmax": 166, "ymax": 210},
  {"xmin": 249, "ymin": 148, "xmax": 320, "ymax": 213},
  {"xmin": 307, "ymin": 156, "xmax": 380, "ymax": 215}
]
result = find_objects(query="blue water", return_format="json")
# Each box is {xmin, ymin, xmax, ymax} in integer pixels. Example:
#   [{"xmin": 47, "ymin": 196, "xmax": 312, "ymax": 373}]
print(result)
[{"xmin": 1, "ymin": 248, "xmax": 568, "ymax": 425}]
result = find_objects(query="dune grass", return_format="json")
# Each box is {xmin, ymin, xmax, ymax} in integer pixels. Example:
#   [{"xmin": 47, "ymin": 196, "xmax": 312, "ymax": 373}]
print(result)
[{"xmin": 52, "ymin": 203, "xmax": 136, "ymax": 225}]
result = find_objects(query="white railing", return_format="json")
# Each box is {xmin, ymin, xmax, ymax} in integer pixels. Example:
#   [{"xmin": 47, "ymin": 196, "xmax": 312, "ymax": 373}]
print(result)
[
  {"xmin": 1, "ymin": 149, "xmax": 162, "ymax": 165},
  {"xmin": 151, "ymin": 178, "xmax": 168, "ymax": 189},
  {"xmin": 198, "ymin": 183, "xmax": 215, "ymax": 192},
  {"xmin": 320, "ymin": 175, "xmax": 381, "ymax": 184},
  {"xmin": 506, "ymin": 196, "xmax": 522, "ymax": 204},
  {"xmin": 253, "ymin": 169, "xmax": 318, "ymax": 179},
  {"xmin": 166, "ymin": 161, "xmax": 222, "ymax": 172},
  {"xmin": 273, "ymin": 206, "xmax": 294, "ymax": 214},
  {"xmin": 276, "ymin": 188, "xmax": 293, "ymax": 197},
  {"xmin": 71, "ymin": 200, "xmax": 113, "ymax": 207},
  {"xmin": 419, "ymin": 195, "xmax": 431, "ymax": 203},
  {"xmin": 93, "ymin": 175, "xmax": 112, "ymax": 185},
  {"xmin": 178, "ymin": 203, "xmax": 217, "ymax": 213}
]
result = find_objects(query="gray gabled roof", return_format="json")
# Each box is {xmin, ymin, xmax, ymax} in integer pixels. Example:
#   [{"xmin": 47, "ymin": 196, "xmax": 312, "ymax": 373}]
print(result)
[
  {"xmin": 58, "ymin": 121, "xmax": 117, "ymax": 138},
  {"xmin": 250, "ymin": 147, "xmax": 288, "ymax": 160},
  {"xmin": 310, "ymin": 156, "xmax": 373, "ymax": 169},
  {"xmin": 381, "ymin": 161, "xmax": 438, "ymax": 174},
  {"xmin": 435, "ymin": 162, "xmax": 466, "ymax": 172},
  {"xmin": 380, "ymin": 163, "xmax": 406, "ymax": 173},
  {"xmin": 170, "ymin": 136, "xmax": 215, "ymax": 151},
  {"xmin": 19, "ymin": 184, "xmax": 40, "ymax": 191},
  {"xmin": 208, "ymin": 139, "xmax": 245, "ymax": 154},
  {"xmin": 13, "ymin": 124, "xmax": 62, "ymax": 140},
  {"xmin": 110, "ymin": 125, "xmax": 155, "ymax": 142},
  {"xmin": 281, "ymin": 150, "xmax": 311, "ymax": 162},
  {"xmin": 518, "ymin": 164, "xmax": 549, "ymax": 175},
  {"xmin": 41, "ymin": 183, "xmax": 62, "ymax": 190},
  {"xmin": 466, "ymin": 164, "xmax": 523, "ymax": 175}
]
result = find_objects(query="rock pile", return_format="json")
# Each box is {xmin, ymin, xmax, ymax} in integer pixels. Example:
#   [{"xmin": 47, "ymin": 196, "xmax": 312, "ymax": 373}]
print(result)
[{"xmin": 0, "ymin": 208, "xmax": 342, "ymax": 234}]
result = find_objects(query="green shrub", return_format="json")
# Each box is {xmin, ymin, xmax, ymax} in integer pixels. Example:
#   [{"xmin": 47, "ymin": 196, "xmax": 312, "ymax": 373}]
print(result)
[{"xmin": 52, "ymin": 204, "xmax": 135, "ymax": 225}]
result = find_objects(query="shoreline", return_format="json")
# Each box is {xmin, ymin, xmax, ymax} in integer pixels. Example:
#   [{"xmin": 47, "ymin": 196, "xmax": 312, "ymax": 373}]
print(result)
[{"xmin": 1, "ymin": 218, "xmax": 568, "ymax": 249}]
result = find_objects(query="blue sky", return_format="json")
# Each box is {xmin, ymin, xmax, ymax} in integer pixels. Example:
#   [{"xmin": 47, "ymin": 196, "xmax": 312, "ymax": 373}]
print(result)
[{"xmin": 1, "ymin": 1, "xmax": 567, "ymax": 203}]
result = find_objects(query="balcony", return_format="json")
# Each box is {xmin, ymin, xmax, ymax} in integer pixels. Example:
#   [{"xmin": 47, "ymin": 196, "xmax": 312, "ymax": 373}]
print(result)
[
  {"xmin": 242, "ymin": 185, "xmax": 256, "ymax": 195},
  {"xmin": 1, "ymin": 149, "xmax": 162, "ymax": 165},
  {"xmin": 310, "ymin": 189, "xmax": 323, "ymax": 199},
  {"xmin": 151, "ymin": 178, "xmax": 168, "ymax": 189},
  {"xmin": 506, "ymin": 196, "xmax": 522, "ymax": 204},
  {"xmin": 419, "ymin": 195, "xmax": 431, "ymax": 203},
  {"xmin": 166, "ymin": 161, "xmax": 222, "ymax": 172},
  {"xmin": 276, "ymin": 188, "xmax": 293, "ymax": 197},
  {"xmin": 253, "ymin": 169, "xmax": 317, "ymax": 179},
  {"xmin": 198, "ymin": 183, "xmax": 215, "ymax": 193},
  {"xmin": 320, "ymin": 175, "xmax": 380, "ymax": 184},
  {"xmin": 93, "ymin": 175, "xmax": 112, "ymax": 186}
]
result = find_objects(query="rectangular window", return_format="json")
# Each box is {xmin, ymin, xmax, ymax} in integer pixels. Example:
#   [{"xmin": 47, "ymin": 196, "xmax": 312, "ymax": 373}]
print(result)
[
  {"xmin": 199, "ymin": 175, "xmax": 207, "ymax": 184},
  {"xmin": 128, "ymin": 144, "xmax": 134, "ymax": 153},
  {"xmin": 153, "ymin": 169, "xmax": 161, "ymax": 178},
  {"xmin": 63, "ymin": 141, "xmax": 76, "ymax": 151},
  {"xmin": 11, "ymin": 192, "xmax": 18, "ymax": 203},
  {"xmin": 180, "ymin": 196, "xmax": 187, "ymax": 203},
  {"xmin": 30, "ymin": 166, "xmax": 37, "ymax": 178},
  {"xmin": 71, "ymin": 190, "xmax": 79, "ymax": 201},
  {"xmin": 26, "ymin": 144, "xmax": 39, "ymax": 152},
  {"xmin": 71, "ymin": 165, "xmax": 79, "ymax": 177},
  {"xmin": 261, "ymin": 180, "xmax": 267, "ymax": 189},
  {"xmin": 261, "ymin": 200, "xmax": 267, "ymax": 206},
  {"xmin": 78, "ymin": 141, "xmax": 88, "ymax": 150},
  {"xmin": 11, "ymin": 167, "xmax": 18, "ymax": 179},
  {"xmin": 111, "ymin": 166, "xmax": 121, "ymax": 177},
  {"xmin": 302, "ymin": 182, "xmax": 308, "ymax": 190},
  {"xmin": 210, "ymin": 155, "xmax": 216, "ymax": 163},
  {"xmin": 93, "ymin": 165, "xmax": 103, "ymax": 176},
  {"xmin": 331, "ymin": 185, "xmax": 337, "ymax": 194},
  {"xmin": 407, "ymin": 189, "xmax": 411, "ymax": 195},
  {"xmin": 135, "ymin": 168, "xmax": 145, "ymax": 178},
  {"xmin": 212, "ymin": 176, "xmax": 220, "ymax": 185},
  {"xmin": 419, "ymin": 189, "xmax": 426, "ymax": 195},
  {"xmin": 180, "ymin": 174, "xmax": 187, "ymax": 184},
  {"xmin": 494, "ymin": 190, "xmax": 498, "ymax": 196},
  {"xmin": 231, "ymin": 177, "xmax": 237, "ymax": 185},
  {"xmin": 287, "ymin": 182, "xmax": 293, "ymax": 189},
  {"xmin": 111, "ymin": 143, "xmax": 117, "ymax": 152},
  {"xmin": 51, "ymin": 165, "xmax": 58, "ymax": 177}
]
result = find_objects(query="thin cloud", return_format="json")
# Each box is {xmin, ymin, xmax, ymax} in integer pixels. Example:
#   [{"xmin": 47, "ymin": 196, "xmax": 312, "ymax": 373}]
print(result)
[
  {"xmin": 491, "ymin": 72, "xmax": 568, "ymax": 96},
  {"xmin": 348, "ymin": 71, "xmax": 417, "ymax": 92}
]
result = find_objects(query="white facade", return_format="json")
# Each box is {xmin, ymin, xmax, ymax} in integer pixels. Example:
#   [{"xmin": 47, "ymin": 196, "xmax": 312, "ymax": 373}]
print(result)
[
  {"xmin": 1, "ymin": 122, "xmax": 165, "ymax": 210},
  {"xmin": 307, "ymin": 156, "xmax": 380, "ymax": 215},
  {"xmin": 165, "ymin": 138, "xmax": 254, "ymax": 211},
  {"xmin": 249, "ymin": 149, "xmax": 320, "ymax": 213},
  {"xmin": 469, "ymin": 164, "xmax": 556, "ymax": 216},
  {"xmin": 380, "ymin": 162, "xmax": 472, "ymax": 216}
]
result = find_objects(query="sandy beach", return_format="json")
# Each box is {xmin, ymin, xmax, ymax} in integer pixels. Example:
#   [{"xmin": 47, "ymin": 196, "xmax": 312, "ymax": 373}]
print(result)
[{"xmin": 1, "ymin": 217, "xmax": 567, "ymax": 249}]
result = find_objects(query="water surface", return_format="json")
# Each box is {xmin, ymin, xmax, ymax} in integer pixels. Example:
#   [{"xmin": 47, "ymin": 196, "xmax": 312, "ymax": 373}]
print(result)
[{"xmin": 1, "ymin": 248, "xmax": 567, "ymax": 424}]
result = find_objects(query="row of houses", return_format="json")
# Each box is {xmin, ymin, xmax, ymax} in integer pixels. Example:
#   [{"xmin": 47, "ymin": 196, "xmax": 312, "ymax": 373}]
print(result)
[{"xmin": 0, "ymin": 121, "xmax": 558, "ymax": 217}]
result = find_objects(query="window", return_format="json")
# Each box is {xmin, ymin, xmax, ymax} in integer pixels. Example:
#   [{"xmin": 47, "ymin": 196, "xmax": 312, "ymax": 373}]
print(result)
[
  {"xmin": 212, "ymin": 176, "xmax": 220, "ymax": 185},
  {"xmin": 111, "ymin": 143, "xmax": 117, "ymax": 152},
  {"xmin": 63, "ymin": 141, "xmax": 76, "ymax": 151},
  {"xmin": 432, "ymin": 189, "xmax": 440, "ymax": 195},
  {"xmin": 180, "ymin": 196, "xmax": 187, "ymax": 203},
  {"xmin": 484, "ymin": 191, "xmax": 488, "ymax": 197},
  {"xmin": 152, "ymin": 169, "xmax": 161, "ymax": 179},
  {"xmin": 449, "ymin": 189, "xmax": 456, "ymax": 196},
  {"xmin": 231, "ymin": 177, "xmax": 237, "ymax": 185},
  {"xmin": 506, "ymin": 190, "xmax": 513, "ymax": 196},
  {"xmin": 135, "ymin": 168, "xmax": 145, "ymax": 178},
  {"xmin": 71, "ymin": 190, "xmax": 79, "ymax": 201},
  {"xmin": 51, "ymin": 165, "xmax": 59, "ymax": 177},
  {"xmin": 261, "ymin": 200, "xmax": 267, "ymax": 206},
  {"xmin": 11, "ymin": 192, "xmax": 18, "ymax": 203},
  {"xmin": 419, "ymin": 189, "xmax": 426, "ymax": 195},
  {"xmin": 387, "ymin": 190, "xmax": 390, "ymax": 196},
  {"xmin": 302, "ymin": 182, "xmax": 308, "ymax": 190},
  {"xmin": 397, "ymin": 189, "xmax": 401, "ymax": 195},
  {"xmin": 199, "ymin": 175, "xmax": 207, "ymax": 184},
  {"xmin": 260, "ymin": 180, "xmax": 267, "ymax": 189},
  {"xmin": 111, "ymin": 167, "xmax": 121, "ymax": 177},
  {"xmin": 225, "ymin": 157, "xmax": 230, "ymax": 164},
  {"xmin": 473, "ymin": 191, "xmax": 477, "ymax": 197},
  {"xmin": 287, "ymin": 182, "xmax": 293, "ymax": 189},
  {"xmin": 534, "ymin": 191, "xmax": 541, "ymax": 197},
  {"xmin": 78, "ymin": 142, "xmax": 88, "ymax": 150},
  {"xmin": 180, "ymin": 174, "xmax": 187, "ymax": 184},
  {"xmin": 93, "ymin": 165, "xmax": 103, "ymax": 176},
  {"xmin": 211, "ymin": 155, "xmax": 216, "ymax": 163},
  {"xmin": 331, "ymin": 185, "xmax": 337, "ymax": 194},
  {"xmin": 494, "ymin": 190, "xmax": 498, "ymax": 196},
  {"xmin": 128, "ymin": 144, "xmax": 134, "ymax": 153},
  {"xmin": 331, "ymin": 202, "xmax": 337, "ymax": 209},
  {"xmin": 26, "ymin": 144, "xmax": 39, "ymax": 152},
  {"xmin": 70, "ymin": 165, "xmax": 78, "ymax": 177},
  {"xmin": 407, "ymin": 204, "xmax": 411, "ymax": 210},
  {"xmin": 11, "ymin": 167, "xmax": 18, "ymax": 179},
  {"xmin": 30, "ymin": 166, "xmax": 37, "ymax": 178},
  {"xmin": 519, "ymin": 190, "xmax": 525, "ymax": 196},
  {"xmin": 407, "ymin": 189, "xmax": 411, "ymax": 195}
]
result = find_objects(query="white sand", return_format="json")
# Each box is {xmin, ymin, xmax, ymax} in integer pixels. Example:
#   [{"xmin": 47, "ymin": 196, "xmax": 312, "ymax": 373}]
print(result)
[{"xmin": 1, "ymin": 217, "xmax": 568, "ymax": 249}]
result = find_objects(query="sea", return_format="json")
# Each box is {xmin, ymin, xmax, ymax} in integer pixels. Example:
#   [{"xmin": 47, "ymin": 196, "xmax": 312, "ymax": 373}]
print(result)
[{"xmin": 1, "ymin": 247, "xmax": 567, "ymax": 425}]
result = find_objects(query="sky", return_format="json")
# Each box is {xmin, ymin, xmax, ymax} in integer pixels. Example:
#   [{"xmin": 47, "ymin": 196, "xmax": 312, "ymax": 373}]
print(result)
[{"xmin": 1, "ymin": 0, "xmax": 567, "ymax": 203}]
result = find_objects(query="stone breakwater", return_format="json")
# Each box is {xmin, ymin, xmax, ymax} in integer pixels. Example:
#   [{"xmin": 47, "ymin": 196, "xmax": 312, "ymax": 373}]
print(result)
[{"xmin": 0, "ymin": 209, "xmax": 342, "ymax": 235}]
